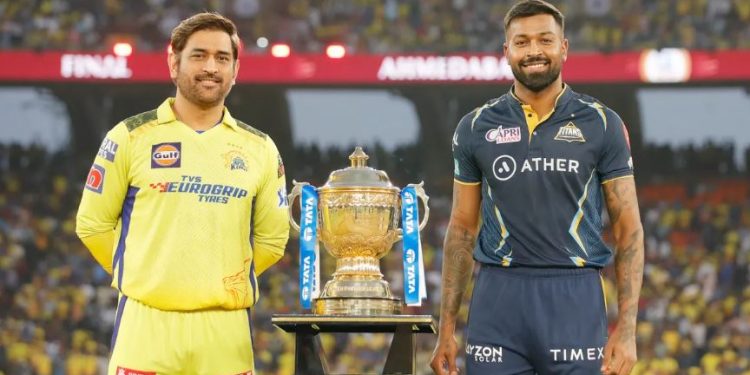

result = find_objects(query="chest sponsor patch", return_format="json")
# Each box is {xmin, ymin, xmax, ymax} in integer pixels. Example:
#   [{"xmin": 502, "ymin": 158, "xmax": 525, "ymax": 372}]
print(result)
[
  {"xmin": 485, "ymin": 126, "xmax": 522, "ymax": 144},
  {"xmin": 97, "ymin": 137, "xmax": 118, "ymax": 161},
  {"xmin": 148, "ymin": 175, "xmax": 248, "ymax": 205},
  {"xmin": 554, "ymin": 122, "xmax": 586, "ymax": 143},
  {"xmin": 151, "ymin": 142, "xmax": 181, "ymax": 168},
  {"xmin": 85, "ymin": 164, "xmax": 105, "ymax": 193}
]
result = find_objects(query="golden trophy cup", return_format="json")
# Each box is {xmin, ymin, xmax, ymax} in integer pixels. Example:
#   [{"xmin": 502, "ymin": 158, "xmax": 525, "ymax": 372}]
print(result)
[{"xmin": 288, "ymin": 147, "xmax": 429, "ymax": 315}]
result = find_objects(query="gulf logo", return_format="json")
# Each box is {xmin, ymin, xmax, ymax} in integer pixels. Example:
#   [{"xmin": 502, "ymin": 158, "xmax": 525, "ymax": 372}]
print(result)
[{"xmin": 151, "ymin": 142, "xmax": 182, "ymax": 168}]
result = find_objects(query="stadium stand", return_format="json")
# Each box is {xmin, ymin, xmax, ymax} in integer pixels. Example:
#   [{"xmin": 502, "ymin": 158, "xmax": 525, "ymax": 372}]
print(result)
[
  {"xmin": 1, "ymin": 0, "xmax": 750, "ymax": 53},
  {"xmin": 1, "ymin": 143, "xmax": 749, "ymax": 374}
]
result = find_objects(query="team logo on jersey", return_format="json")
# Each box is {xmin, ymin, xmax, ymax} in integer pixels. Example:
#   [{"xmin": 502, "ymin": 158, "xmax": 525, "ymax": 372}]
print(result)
[
  {"xmin": 485, "ymin": 126, "xmax": 521, "ymax": 144},
  {"xmin": 223, "ymin": 150, "xmax": 248, "ymax": 171},
  {"xmin": 85, "ymin": 164, "xmax": 105, "ymax": 193},
  {"xmin": 116, "ymin": 367, "xmax": 155, "ymax": 375},
  {"xmin": 151, "ymin": 142, "xmax": 181, "ymax": 168},
  {"xmin": 97, "ymin": 137, "xmax": 118, "ymax": 162},
  {"xmin": 554, "ymin": 122, "xmax": 586, "ymax": 143}
]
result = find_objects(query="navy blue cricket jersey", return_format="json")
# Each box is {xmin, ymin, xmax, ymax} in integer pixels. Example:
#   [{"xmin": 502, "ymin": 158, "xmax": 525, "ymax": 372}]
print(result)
[{"xmin": 453, "ymin": 85, "xmax": 633, "ymax": 268}]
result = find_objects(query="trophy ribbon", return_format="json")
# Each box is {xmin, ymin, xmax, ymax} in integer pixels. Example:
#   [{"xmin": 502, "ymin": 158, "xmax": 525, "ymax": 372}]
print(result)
[
  {"xmin": 400, "ymin": 185, "xmax": 427, "ymax": 306},
  {"xmin": 299, "ymin": 184, "xmax": 320, "ymax": 309}
]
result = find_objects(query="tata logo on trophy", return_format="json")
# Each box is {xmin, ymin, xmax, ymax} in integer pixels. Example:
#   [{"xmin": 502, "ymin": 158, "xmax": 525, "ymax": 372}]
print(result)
[
  {"xmin": 301, "ymin": 255, "xmax": 312, "ymax": 300},
  {"xmin": 302, "ymin": 196, "xmax": 316, "ymax": 242},
  {"xmin": 406, "ymin": 248, "xmax": 417, "ymax": 294},
  {"xmin": 404, "ymin": 192, "xmax": 416, "ymax": 234}
]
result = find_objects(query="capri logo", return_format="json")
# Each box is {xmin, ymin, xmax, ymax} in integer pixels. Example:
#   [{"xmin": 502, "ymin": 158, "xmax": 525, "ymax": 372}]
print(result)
[
  {"xmin": 466, "ymin": 344, "xmax": 503, "ymax": 363},
  {"xmin": 151, "ymin": 142, "xmax": 181, "ymax": 168},
  {"xmin": 485, "ymin": 126, "xmax": 521, "ymax": 144}
]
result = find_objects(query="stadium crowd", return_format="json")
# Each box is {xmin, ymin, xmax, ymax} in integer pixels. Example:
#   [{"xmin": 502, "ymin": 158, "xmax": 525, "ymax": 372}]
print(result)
[
  {"xmin": 1, "ymin": 143, "xmax": 750, "ymax": 374},
  {"xmin": 1, "ymin": 0, "xmax": 750, "ymax": 54}
]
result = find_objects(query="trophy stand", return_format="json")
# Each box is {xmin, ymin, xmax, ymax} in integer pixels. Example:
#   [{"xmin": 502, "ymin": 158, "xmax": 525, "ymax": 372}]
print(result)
[{"xmin": 271, "ymin": 314, "xmax": 436, "ymax": 375}]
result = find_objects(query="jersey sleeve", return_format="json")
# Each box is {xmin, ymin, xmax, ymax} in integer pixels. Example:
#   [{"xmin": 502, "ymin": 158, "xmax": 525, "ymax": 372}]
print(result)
[
  {"xmin": 251, "ymin": 137, "xmax": 290, "ymax": 275},
  {"xmin": 597, "ymin": 108, "xmax": 634, "ymax": 183},
  {"xmin": 76, "ymin": 123, "xmax": 131, "ymax": 273},
  {"xmin": 453, "ymin": 112, "xmax": 481, "ymax": 184}
]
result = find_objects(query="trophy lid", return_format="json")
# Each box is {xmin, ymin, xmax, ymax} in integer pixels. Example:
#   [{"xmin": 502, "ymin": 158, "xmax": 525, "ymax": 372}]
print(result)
[{"xmin": 320, "ymin": 147, "xmax": 397, "ymax": 190}]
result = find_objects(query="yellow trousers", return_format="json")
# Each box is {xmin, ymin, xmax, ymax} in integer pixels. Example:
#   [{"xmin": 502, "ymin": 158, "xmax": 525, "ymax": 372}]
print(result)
[{"xmin": 108, "ymin": 296, "xmax": 255, "ymax": 375}]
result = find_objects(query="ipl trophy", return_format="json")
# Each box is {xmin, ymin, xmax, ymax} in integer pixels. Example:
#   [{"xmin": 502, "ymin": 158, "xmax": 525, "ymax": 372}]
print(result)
[
  {"xmin": 288, "ymin": 147, "xmax": 430, "ymax": 315},
  {"xmin": 273, "ymin": 147, "xmax": 436, "ymax": 374}
]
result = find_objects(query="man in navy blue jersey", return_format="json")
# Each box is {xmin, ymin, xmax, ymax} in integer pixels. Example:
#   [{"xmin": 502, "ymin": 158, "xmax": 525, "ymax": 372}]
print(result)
[{"xmin": 430, "ymin": 1, "xmax": 644, "ymax": 374}]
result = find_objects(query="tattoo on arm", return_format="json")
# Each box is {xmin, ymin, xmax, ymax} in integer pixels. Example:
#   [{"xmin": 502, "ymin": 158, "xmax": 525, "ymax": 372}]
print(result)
[
  {"xmin": 603, "ymin": 178, "xmax": 644, "ymax": 337},
  {"xmin": 440, "ymin": 189, "xmax": 477, "ymax": 329},
  {"xmin": 441, "ymin": 225, "xmax": 476, "ymax": 317}
]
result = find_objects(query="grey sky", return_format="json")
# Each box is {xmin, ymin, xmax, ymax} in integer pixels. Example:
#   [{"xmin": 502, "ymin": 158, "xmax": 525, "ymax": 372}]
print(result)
[
  {"xmin": 637, "ymin": 87, "xmax": 750, "ymax": 168},
  {"xmin": 286, "ymin": 89, "xmax": 419, "ymax": 149},
  {"xmin": 0, "ymin": 88, "xmax": 70, "ymax": 151}
]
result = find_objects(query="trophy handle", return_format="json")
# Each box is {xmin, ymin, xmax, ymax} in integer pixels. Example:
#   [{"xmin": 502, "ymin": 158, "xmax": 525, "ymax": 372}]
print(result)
[
  {"xmin": 411, "ymin": 181, "xmax": 430, "ymax": 231},
  {"xmin": 287, "ymin": 180, "xmax": 309, "ymax": 234},
  {"xmin": 396, "ymin": 181, "xmax": 430, "ymax": 241}
]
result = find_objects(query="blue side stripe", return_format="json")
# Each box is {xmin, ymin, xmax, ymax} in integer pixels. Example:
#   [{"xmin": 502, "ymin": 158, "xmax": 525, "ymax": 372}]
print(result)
[
  {"xmin": 249, "ymin": 197, "xmax": 257, "ymax": 303},
  {"xmin": 246, "ymin": 308, "xmax": 255, "ymax": 352},
  {"xmin": 249, "ymin": 196, "xmax": 256, "ymax": 247},
  {"xmin": 114, "ymin": 186, "xmax": 139, "ymax": 292},
  {"xmin": 110, "ymin": 295, "xmax": 128, "ymax": 352},
  {"xmin": 249, "ymin": 260, "xmax": 257, "ymax": 303}
]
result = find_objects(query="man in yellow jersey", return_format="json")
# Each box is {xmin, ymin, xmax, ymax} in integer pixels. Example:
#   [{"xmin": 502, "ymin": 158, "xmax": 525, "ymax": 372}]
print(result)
[{"xmin": 76, "ymin": 12, "xmax": 289, "ymax": 375}]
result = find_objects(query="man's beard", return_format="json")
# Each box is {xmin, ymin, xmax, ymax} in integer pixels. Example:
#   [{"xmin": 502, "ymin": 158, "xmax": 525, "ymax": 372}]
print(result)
[
  {"xmin": 511, "ymin": 57, "xmax": 561, "ymax": 93},
  {"xmin": 175, "ymin": 70, "xmax": 231, "ymax": 108}
]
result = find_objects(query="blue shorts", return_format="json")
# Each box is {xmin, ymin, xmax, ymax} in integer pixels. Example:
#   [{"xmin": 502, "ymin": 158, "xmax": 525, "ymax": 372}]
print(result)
[{"xmin": 465, "ymin": 265, "xmax": 608, "ymax": 375}]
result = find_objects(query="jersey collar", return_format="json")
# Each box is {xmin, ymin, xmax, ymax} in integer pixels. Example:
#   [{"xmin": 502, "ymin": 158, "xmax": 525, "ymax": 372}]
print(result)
[
  {"xmin": 508, "ymin": 83, "xmax": 572, "ymax": 110},
  {"xmin": 156, "ymin": 98, "xmax": 240, "ymax": 131}
]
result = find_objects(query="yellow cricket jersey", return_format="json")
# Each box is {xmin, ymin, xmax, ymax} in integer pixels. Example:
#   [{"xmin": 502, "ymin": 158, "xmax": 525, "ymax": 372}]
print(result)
[{"xmin": 76, "ymin": 98, "xmax": 290, "ymax": 311}]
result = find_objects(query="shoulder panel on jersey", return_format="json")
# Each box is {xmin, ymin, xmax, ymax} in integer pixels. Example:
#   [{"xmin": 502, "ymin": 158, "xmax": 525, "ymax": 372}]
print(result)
[
  {"xmin": 122, "ymin": 110, "xmax": 158, "ymax": 132},
  {"xmin": 470, "ymin": 96, "xmax": 502, "ymax": 131},
  {"xmin": 236, "ymin": 120, "xmax": 268, "ymax": 140},
  {"xmin": 575, "ymin": 94, "xmax": 608, "ymax": 130}
]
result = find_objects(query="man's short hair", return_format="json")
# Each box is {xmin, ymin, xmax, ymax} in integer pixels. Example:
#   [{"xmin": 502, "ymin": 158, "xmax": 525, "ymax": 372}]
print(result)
[
  {"xmin": 504, "ymin": 0, "xmax": 565, "ymax": 34},
  {"xmin": 170, "ymin": 12, "xmax": 240, "ymax": 60}
]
